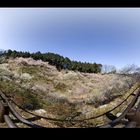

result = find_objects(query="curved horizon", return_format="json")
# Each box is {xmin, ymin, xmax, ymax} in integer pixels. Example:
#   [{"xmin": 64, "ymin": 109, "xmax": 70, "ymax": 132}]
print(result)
[{"xmin": 0, "ymin": 8, "xmax": 140, "ymax": 69}]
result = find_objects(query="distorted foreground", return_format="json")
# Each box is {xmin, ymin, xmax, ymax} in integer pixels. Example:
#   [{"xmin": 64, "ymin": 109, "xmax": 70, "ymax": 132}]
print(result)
[{"xmin": 0, "ymin": 57, "xmax": 139, "ymax": 128}]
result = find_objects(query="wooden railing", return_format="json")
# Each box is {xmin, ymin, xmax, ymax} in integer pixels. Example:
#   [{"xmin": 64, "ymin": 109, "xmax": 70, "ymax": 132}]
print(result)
[{"xmin": 0, "ymin": 87, "xmax": 140, "ymax": 128}]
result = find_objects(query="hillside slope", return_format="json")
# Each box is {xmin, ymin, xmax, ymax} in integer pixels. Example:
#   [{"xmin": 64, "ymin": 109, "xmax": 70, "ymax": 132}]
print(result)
[{"xmin": 0, "ymin": 57, "xmax": 137, "ymax": 127}]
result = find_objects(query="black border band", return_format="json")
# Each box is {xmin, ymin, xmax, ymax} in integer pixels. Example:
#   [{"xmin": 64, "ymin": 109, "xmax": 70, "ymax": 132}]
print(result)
[{"xmin": 0, "ymin": 0, "xmax": 140, "ymax": 7}]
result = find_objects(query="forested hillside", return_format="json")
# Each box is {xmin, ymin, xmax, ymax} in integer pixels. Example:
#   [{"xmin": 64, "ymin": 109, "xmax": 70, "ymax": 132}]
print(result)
[{"xmin": 1, "ymin": 50, "xmax": 102, "ymax": 73}]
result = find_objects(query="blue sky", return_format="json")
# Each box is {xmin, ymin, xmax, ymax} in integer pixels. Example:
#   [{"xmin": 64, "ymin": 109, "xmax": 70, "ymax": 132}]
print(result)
[{"xmin": 0, "ymin": 8, "xmax": 140, "ymax": 68}]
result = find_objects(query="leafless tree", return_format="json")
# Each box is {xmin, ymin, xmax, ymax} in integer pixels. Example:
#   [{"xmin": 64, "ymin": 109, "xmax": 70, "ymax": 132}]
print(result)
[
  {"xmin": 101, "ymin": 65, "xmax": 116, "ymax": 74},
  {"xmin": 119, "ymin": 64, "xmax": 140, "ymax": 75},
  {"xmin": 119, "ymin": 64, "xmax": 140, "ymax": 86}
]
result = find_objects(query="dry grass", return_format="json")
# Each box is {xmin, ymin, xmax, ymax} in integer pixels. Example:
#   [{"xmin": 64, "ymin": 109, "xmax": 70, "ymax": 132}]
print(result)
[{"xmin": 0, "ymin": 57, "xmax": 138, "ymax": 127}]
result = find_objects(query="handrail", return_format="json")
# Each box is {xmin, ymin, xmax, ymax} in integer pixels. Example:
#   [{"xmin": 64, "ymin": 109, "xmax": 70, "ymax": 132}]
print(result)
[
  {"xmin": 98, "ymin": 88, "xmax": 140, "ymax": 128},
  {"xmin": 0, "ymin": 86, "xmax": 140, "ymax": 128},
  {"xmin": 9, "ymin": 85, "xmax": 140, "ymax": 122},
  {"xmin": 0, "ymin": 91, "xmax": 45, "ymax": 128}
]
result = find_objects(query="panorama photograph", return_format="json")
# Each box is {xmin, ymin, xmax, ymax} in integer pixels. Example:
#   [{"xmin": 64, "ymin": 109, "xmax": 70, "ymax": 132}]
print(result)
[{"xmin": 0, "ymin": 8, "xmax": 140, "ymax": 128}]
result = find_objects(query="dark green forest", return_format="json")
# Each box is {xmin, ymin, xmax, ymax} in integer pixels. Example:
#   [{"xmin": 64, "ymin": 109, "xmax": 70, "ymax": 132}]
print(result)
[{"xmin": 1, "ymin": 50, "xmax": 102, "ymax": 73}]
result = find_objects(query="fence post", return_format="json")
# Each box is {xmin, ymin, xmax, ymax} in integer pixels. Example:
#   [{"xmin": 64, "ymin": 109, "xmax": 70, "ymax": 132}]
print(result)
[{"xmin": 0, "ymin": 100, "xmax": 5, "ymax": 123}]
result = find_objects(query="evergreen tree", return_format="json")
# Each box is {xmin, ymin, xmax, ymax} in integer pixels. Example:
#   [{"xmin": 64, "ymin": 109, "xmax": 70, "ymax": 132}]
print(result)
[{"xmin": 3, "ymin": 50, "xmax": 102, "ymax": 73}]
